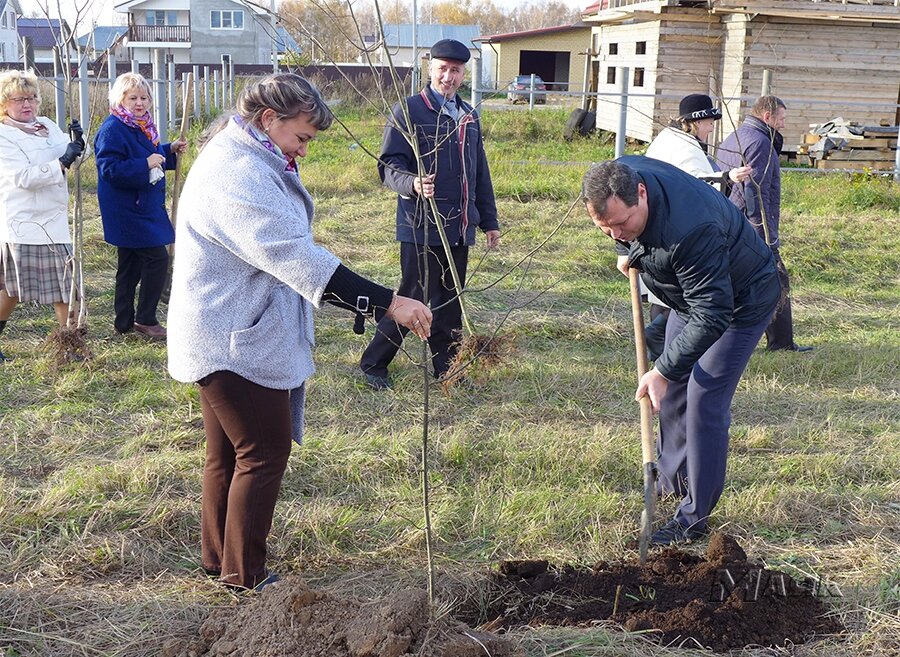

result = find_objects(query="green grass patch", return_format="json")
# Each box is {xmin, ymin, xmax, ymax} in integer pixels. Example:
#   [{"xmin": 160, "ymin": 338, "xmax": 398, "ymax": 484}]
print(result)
[{"xmin": 0, "ymin": 104, "xmax": 898, "ymax": 656}]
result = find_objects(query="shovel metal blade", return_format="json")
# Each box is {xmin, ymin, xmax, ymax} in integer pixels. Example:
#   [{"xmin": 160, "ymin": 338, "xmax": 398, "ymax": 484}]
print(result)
[{"xmin": 638, "ymin": 462, "xmax": 657, "ymax": 564}]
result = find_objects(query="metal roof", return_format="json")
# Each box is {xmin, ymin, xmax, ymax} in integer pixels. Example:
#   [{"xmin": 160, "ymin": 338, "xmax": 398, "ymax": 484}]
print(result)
[
  {"xmin": 476, "ymin": 23, "xmax": 589, "ymax": 43},
  {"xmin": 17, "ymin": 17, "xmax": 69, "ymax": 49},
  {"xmin": 380, "ymin": 24, "xmax": 481, "ymax": 50},
  {"xmin": 77, "ymin": 25, "xmax": 128, "ymax": 51}
]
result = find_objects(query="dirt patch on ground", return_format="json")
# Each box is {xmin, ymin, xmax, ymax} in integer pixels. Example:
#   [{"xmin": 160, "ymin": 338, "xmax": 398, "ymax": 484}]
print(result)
[
  {"xmin": 164, "ymin": 576, "xmax": 518, "ymax": 657},
  {"xmin": 457, "ymin": 534, "xmax": 843, "ymax": 652}
]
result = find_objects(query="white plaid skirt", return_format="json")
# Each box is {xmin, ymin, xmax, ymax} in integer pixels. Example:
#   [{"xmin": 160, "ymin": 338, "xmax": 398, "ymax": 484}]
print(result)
[{"xmin": 0, "ymin": 242, "xmax": 73, "ymax": 304}]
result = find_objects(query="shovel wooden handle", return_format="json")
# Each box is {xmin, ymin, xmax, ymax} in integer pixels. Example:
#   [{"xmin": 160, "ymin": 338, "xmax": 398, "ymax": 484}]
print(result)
[{"xmin": 629, "ymin": 268, "xmax": 656, "ymax": 467}]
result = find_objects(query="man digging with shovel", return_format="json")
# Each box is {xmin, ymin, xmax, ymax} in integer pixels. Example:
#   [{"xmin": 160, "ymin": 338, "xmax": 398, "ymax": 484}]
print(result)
[{"xmin": 583, "ymin": 157, "xmax": 780, "ymax": 545}]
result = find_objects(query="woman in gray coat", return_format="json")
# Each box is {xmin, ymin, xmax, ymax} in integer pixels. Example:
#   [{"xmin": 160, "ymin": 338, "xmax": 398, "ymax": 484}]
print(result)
[{"xmin": 167, "ymin": 74, "xmax": 431, "ymax": 591}]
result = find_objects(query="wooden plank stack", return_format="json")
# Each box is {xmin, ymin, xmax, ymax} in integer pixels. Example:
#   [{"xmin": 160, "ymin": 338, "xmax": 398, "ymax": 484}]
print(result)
[{"xmin": 797, "ymin": 118, "xmax": 899, "ymax": 171}]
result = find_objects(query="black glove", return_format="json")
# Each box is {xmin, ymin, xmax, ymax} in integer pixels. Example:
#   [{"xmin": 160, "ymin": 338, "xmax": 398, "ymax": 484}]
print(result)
[
  {"xmin": 68, "ymin": 119, "xmax": 85, "ymax": 149},
  {"xmin": 59, "ymin": 141, "xmax": 84, "ymax": 169}
]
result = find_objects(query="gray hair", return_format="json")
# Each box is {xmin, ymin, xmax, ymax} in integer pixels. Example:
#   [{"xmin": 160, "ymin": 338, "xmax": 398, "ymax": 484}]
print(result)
[
  {"xmin": 109, "ymin": 72, "xmax": 152, "ymax": 108},
  {"xmin": 751, "ymin": 95, "xmax": 786, "ymax": 118},
  {"xmin": 237, "ymin": 74, "xmax": 332, "ymax": 131},
  {"xmin": 581, "ymin": 161, "xmax": 641, "ymax": 216}
]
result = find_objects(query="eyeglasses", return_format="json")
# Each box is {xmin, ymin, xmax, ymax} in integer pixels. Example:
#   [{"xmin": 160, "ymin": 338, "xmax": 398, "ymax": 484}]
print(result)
[{"xmin": 8, "ymin": 96, "xmax": 38, "ymax": 105}]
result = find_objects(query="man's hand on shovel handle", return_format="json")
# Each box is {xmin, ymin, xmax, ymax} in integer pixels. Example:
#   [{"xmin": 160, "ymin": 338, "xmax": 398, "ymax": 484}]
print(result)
[{"xmin": 636, "ymin": 368, "xmax": 669, "ymax": 414}]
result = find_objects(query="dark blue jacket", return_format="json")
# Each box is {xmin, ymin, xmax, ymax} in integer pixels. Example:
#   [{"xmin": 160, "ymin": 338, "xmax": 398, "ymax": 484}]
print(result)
[
  {"xmin": 379, "ymin": 88, "xmax": 498, "ymax": 246},
  {"xmin": 717, "ymin": 116, "xmax": 783, "ymax": 248},
  {"xmin": 94, "ymin": 114, "xmax": 177, "ymax": 248},
  {"xmin": 617, "ymin": 156, "xmax": 780, "ymax": 380}
]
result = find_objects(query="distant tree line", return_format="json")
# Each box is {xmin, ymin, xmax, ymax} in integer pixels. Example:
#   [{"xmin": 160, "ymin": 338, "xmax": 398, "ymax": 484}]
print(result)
[{"xmin": 279, "ymin": 0, "xmax": 584, "ymax": 63}]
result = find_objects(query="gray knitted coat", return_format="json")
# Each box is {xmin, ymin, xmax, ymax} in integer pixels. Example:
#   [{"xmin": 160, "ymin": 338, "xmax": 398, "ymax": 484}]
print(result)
[{"xmin": 167, "ymin": 120, "xmax": 340, "ymax": 439}]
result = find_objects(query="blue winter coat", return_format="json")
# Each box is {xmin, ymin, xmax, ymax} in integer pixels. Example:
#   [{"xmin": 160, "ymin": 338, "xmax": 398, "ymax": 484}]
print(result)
[
  {"xmin": 94, "ymin": 114, "xmax": 177, "ymax": 248},
  {"xmin": 717, "ymin": 116, "xmax": 783, "ymax": 248},
  {"xmin": 379, "ymin": 88, "xmax": 498, "ymax": 247},
  {"xmin": 616, "ymin": 156, "xmax": 780, "ymax": 381}
]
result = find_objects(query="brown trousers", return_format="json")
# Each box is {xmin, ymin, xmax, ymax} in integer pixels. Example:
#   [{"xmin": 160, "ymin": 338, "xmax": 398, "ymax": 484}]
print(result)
[{"xmin": 198, "ymin": 371, "xmax": 292, "ymax": 589}]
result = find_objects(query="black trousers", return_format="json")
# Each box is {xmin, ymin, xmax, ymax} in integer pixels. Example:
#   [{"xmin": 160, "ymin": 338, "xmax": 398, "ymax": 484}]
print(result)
[
  {"xmin": 764, "ymin": 247, "xmax": 795, "ymax": 350},
  {"xmin": 114, "ymin": 246, "xmax": 168, "ymax": 333},
  {"xmin": 361, "ymin": 240, "xmax": 468, "ymax": 379},
  {"xmin": 198, "ymin": 371, "xmax": 293, "ymax": 589}
]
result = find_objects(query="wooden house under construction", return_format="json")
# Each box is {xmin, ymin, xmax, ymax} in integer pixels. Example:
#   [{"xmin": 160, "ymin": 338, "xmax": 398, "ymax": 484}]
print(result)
[{"xmin": 581, "ymin": 0, "xmax": 900, "ymax": 150}]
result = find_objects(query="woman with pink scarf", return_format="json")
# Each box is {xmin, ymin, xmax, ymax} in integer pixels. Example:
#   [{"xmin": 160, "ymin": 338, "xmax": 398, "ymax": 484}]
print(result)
[{"xmin": 94, "ymin": 72, "xmax": 187, "ymax": 340}]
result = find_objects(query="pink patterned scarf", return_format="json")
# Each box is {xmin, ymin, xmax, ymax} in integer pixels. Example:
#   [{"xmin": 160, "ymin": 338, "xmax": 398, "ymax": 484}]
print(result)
[{"xmin": 111, "ymin": 105, "xmax": 160, "ymax": 145}]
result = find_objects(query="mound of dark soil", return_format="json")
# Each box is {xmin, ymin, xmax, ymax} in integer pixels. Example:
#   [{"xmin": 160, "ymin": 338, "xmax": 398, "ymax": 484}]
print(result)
[
  {"xmin": 460, "ymin": 534, "xmax": 842, "ymax": 652},
  {"xmin": 164, "ymin": 576, "xmax": 519, "ymax": 657}
]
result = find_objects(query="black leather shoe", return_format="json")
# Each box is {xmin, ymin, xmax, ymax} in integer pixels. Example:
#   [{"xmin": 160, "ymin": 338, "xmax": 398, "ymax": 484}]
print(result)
[
  {"xmin": 767, "ymin": 343, "xmax": 813, "ymax": 353},
  {"xmin": 253, "ymin": 573, "xmax": 281, "ymax": 592},
  {"xmin": 364, "ymin": 373, "xmax": 391, "ymax": 390},
  {"xmin": 650, "ymin": 519, "xmax": 708, "ymax": 546}
]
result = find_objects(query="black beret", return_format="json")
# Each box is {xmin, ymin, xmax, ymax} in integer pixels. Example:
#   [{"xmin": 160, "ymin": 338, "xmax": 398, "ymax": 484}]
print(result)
[
  {"xmin": 430, "ymin": 39, "xmax": 470, "ymax": 64},
  {"xmin": 678, "ymin": 94, "xmax": 722, "ymax": 122}
]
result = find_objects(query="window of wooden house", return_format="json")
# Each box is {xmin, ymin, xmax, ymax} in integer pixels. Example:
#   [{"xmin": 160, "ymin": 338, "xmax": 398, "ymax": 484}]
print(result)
[
  {"xmin": 636, "ymin": 41, "xmax": 646, "ymax": 55},
  {"xmin": 633, "ymin": 68, "xmax": 645, "ymax": 87},
  {"xmin": 607, "ymin": 67, "xmax": 616, "ymax": 84},
  {"xmin": 609, "ymin": 43, "xmax": 618, "ymax": 55}
]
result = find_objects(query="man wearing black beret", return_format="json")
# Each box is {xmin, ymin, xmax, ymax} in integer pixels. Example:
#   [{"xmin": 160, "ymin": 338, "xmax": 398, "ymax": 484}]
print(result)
[{"xmin": 360, "ymin": 39, "xmax": 500, "ymax": 389}]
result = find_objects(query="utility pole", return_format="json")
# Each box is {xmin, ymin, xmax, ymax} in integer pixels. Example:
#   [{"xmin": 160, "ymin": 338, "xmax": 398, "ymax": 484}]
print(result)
[{"xmin": 411, "ymin": 0, "xmax": 418, "ymax": 95}]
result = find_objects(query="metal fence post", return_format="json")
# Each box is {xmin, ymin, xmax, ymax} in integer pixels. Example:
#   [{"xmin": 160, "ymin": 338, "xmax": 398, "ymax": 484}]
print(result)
[
  {"xmin": 615, "ymin": 66, "xmax": 629, "ymax": 158},
  {"xmin": 471, "ymin": 57, "xmax": 482, "ymax": 109},
  {"xmin": 529, "ymin": 73, "xmax": 536, "ymax": 111},
  {"xmin": 192, "ymin": 65, "xmax": 200, "ymax": 118},
  {"xmin": 203, "ymin": 66, "xmax": 210, "ymax": 113},
  {"xmin": 761, "ymin": 69, "xmax": 772, "ymax": 97},
  {"xmin": 107, "ymin": 51, "xmax": 117, "ymax": 92},
  {"xmin": 52, "ymin": 54, "xmax": 65, "ymax": 129},
  {"xmin": 78, "ymin": 58, "xmax": 89, "ymax": 129},
  {"xmin": 152, "ymin": 50, "xmax": 167, "ymax": 141},
  {"xmin": 212, "ymin": 69, "xmax": 219, "ymax": 111},
  {"xmin": 894, "ymin": 140, "xmax": 900, "ymax": 182},
  {"xmin": 167, "ymin": 60, "xmax": 176, "ymax": 138},
  {"xmin": 229, "ymin": 59, "xmax": 235, "ymax": 106},
  {"xmin": 131, "ymin": 59, "xmax": 139, "ymax": 74}
]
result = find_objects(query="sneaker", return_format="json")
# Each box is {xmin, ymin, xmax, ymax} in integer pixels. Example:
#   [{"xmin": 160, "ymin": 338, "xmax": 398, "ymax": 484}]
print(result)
[
  {"xmin": 364, "ymin": 373, "xmax": 392, "ymax": 390},
  {"xmin": 650, "ymin": 519, "xmax": 708, "ymax": 546}
]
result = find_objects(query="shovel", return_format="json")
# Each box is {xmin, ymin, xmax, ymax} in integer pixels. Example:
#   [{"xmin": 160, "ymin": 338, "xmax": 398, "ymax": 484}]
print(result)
[{"xmin": 628, "ymin": 267, "xmax": 658, "ymax": 564}]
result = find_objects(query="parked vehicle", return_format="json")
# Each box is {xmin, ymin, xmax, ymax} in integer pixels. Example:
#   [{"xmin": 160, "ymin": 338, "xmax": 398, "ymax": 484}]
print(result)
[{"xmin": 507, "ymin": 75, "xmax": 547, "ymax": 104}]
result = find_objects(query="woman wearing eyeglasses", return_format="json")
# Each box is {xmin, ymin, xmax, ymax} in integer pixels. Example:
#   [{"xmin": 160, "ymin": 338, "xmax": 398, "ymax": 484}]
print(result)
[{"xmin": 0, "ymin": 69, "xmax": 84, "ymax": 361}]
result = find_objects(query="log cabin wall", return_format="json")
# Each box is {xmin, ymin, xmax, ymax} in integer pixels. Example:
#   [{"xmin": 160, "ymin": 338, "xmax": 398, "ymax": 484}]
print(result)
[
  {"xmin": 724, "ymin": 15, "xmax": 900, "ymax": 148},
  {"xmin": 654, "ymin": 8, "xmax": 723, "ymax": 138},
  {"xmin": 587, "ymin": 1, "xmax": 900, "ymax": 150},
  {"xmin": 593, "ymin": 20, "xmax": 661, "ymax": 142}
]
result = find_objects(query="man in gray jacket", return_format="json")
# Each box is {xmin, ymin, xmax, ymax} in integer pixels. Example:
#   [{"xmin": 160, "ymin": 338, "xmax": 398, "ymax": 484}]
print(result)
[{"xmin": 718, "ymin": 96, "xmax": 811, "ymax": 352}]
